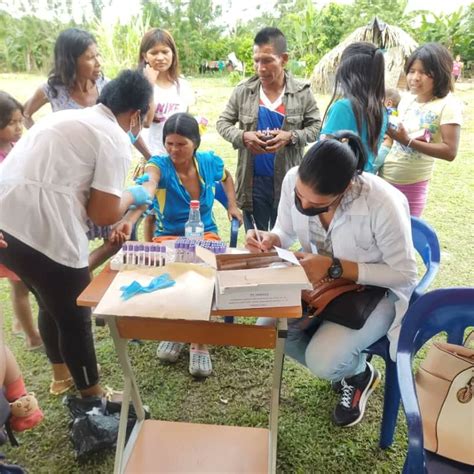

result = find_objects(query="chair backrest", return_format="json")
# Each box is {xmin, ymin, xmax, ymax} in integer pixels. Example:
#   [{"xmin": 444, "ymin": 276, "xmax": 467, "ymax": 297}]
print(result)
[
  {"xmin": 214, "ymin": 180, "xmax": 228, "ymax": 209},
  {"xmin": 214, "ymin": 181, "xmax": 239, "ymax": 248},
  {"xmin": 397, "ymin": 288, "xmax": 474, "ymax": 473},
  {"xmin": 410, "ymin": 217, "xmax": 441, "ymax": 303}
]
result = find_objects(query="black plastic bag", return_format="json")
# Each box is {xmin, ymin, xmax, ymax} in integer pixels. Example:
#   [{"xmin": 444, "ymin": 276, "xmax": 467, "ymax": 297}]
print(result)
[{"xmin": 64, "ymin": 395, "xmax": 146, "ymax": 460}]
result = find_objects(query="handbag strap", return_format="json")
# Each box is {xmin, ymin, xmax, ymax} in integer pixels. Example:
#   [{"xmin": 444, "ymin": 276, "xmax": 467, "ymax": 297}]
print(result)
[{"xmin": 302, "ymin": 277, "xmax": 362, "ymax": 316}]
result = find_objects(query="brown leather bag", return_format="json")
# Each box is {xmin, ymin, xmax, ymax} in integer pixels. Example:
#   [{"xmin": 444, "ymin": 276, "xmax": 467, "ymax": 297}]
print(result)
[
  {"xmin": 415, "ymin": 332, "xmax": 474, "ymax": 465},
  {"xmin": 300, "ymin": 277, "xmax": 386, "ymax": 331}
]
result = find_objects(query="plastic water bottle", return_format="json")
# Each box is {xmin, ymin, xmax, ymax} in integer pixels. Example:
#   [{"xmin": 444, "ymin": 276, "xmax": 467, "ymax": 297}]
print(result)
[{"xmin": 185, "ymin": 200, "xmax": 204, "ymax": 240}]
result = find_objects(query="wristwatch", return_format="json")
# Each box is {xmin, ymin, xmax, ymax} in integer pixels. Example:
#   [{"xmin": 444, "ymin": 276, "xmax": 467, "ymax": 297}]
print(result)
[
  {"xmin": 328, "ymin": 257, "xmax": 343, "ymax": 279},
  {"xmin": 290, "ymin": 130, "xmax": 298, "ymax": 146}
]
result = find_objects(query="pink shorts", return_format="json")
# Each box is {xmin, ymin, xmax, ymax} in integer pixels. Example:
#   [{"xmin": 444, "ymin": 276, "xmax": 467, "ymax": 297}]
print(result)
[
  {"xmin": 390, "ymin": 180, "xmax": 429, "ymax": 217},
  {"xmin": 0, "ymin": 263, "xmax": 19, "ymax": 281}
]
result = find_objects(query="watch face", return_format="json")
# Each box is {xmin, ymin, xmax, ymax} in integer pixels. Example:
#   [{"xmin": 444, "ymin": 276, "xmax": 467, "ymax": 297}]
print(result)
[{"xmin": 329, "ymin": 261, "xmax": 343, "ymax": 278}]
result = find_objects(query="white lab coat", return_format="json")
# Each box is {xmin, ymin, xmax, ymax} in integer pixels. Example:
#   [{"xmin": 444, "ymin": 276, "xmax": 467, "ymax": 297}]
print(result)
[{"xmin": 273, "ymin": 167, "xmax": 418, "ymax": 360}]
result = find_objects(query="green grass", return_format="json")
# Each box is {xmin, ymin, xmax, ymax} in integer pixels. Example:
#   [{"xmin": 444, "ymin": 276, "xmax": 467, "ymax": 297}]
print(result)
[{"xmin": 0, "ymin": 74, "xmax": 473, "ymax": 473}]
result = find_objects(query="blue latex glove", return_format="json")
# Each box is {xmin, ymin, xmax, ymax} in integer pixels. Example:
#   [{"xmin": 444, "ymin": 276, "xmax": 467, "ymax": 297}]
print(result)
[
  {"xmin": 126, "ymin": 185, "xmax": 153, "ymax": 209},
  {"xmin": 134, "ymin": 173, "xmax": 150, "ymax": 185},
  {"xmin": 120, "ymin": 273, "xmax": 176, "ymax": 300}
]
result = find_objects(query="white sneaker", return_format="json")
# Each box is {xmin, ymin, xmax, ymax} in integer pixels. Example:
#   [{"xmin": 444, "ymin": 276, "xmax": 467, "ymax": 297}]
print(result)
[{"xmin": 156, "ymin": 341, "xmax": 184, "ymax": 363}]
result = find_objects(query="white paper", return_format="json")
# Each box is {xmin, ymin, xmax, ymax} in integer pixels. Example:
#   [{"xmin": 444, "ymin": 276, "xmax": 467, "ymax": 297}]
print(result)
[
  {"xmin": 274, "ymin": 246, "xmax": 301, "ymax": 266},
  {"xmin": 94, "ymin": 263, "xmax": 215, "ymax": 320}
]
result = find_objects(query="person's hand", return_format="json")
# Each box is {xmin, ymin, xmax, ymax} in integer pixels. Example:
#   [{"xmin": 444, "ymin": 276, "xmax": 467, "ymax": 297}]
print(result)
[
  {"xmin": 264, "ymin": 130, "xmax": 292, "ymax": 153},
  {"xmin": 245, "ymin": 230, "xmax": 280, "ymax": 253},
  {"xmin": 143, "ymin": 63, "xmax": 159, "ymax": 85},
  {"xmin": 126, "ymin": 185, "xmax": 153, "ymax": 208},
  {"xmin": 227, "ymin": 204, "xmax": 243, "ymax": 225},
  {"xmin": 294, "ymin": 252, "xmax": 332, "ymax": 285},
  {"xmin": 0, "ymin": 232, "xmax": 7, "ymax": 248},
  {"xmin": 387, "ymin": 122, "xmax": 409, "ymax": 145},
  {"xmin": 243, "ymin": 131, "xmax": 268, "ymax": 155},
  {"xmin": 109, "ymin": 221, "xmax": 132, "ymax": 244}
]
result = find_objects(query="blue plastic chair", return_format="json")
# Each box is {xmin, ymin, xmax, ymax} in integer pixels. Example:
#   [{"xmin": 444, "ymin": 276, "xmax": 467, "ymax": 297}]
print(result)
[
  {"xmin": 396, "ymin": 288, "xmax": 474, "ymax": 473},
  {"xmin": 214, "ymin": 180, "xmax": 240, "ymax": 248},
  {"xmin": 364, "ymin": 216, "xmax": 441, "ymax": 448}
]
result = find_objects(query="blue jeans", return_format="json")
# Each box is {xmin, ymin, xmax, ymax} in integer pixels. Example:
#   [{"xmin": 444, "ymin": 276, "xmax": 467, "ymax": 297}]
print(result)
[
  {"xmin": 243, "ymin": 175, "xmax": 278, "ymax": 232},
  {"xmin": 258, "ymin": 295, "xmax": 395, "ymax": 381}
]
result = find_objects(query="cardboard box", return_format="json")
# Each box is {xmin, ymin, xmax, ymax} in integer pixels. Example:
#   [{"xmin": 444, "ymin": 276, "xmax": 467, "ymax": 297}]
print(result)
[{"xmin": 196, "ymin": 248, "xmax": 311, "ymax": 310}]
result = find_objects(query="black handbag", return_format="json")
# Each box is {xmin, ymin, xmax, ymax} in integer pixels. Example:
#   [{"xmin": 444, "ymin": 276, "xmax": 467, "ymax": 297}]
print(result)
[{"xmin": 301, "ymin": 277, "xmax": 387, "ymax": 331}]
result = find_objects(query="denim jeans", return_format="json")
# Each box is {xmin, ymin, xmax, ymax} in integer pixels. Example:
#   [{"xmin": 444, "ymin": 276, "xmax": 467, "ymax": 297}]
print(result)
[
  {"xmin": 243, "ymin": 175, "xmax": 278, "ymax": 232},
  {"xmin": 258, "ymin": 295, "xmax": 395, "ymax": 381}
]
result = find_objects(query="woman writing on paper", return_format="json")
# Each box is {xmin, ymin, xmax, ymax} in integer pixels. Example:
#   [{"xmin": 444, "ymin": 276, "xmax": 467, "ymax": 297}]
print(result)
[{"xmin": 245, "ymin": 131, "xmax": 417, "ymax": 428}]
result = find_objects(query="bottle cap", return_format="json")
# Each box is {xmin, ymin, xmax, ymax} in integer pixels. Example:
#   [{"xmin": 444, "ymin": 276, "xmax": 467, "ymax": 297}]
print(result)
[{"xmin": 190, "ymin": 200, "xmax": 200, "ymax": 209}]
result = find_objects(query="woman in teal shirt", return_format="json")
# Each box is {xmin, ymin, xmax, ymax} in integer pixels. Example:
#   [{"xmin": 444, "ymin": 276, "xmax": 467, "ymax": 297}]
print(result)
[
  {"xmin": 320, "ymin": 42, "xmax": 388, "ymax": 173},
  {"xmin": 118, "ymin": 112, "xmax": 242, "ymax": 378}
]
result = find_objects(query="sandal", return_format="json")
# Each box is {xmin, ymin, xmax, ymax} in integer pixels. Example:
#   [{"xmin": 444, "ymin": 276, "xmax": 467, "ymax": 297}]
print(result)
[
  {"xmin": 49, "ymin": 377, "xmax": 75, "ymax": 396},
  {"xmin": 9, "ymin": 393, "xmax": 44, "ymax": 432},
  {"xmin": 103, "ymin": 386, "xmax": 123, "ymax": 404},
  {"xmin": 156, "ymin": 341, "xmax": 184, "ymax": 363},
  {"xmin": 189, "ymin": 345, "xmax": 212, "ymax": 378}
]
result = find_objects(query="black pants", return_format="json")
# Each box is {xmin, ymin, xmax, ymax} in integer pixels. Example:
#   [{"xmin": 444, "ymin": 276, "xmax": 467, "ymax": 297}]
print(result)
[
  {"xmin": 243, "ymin": 175, "xmax": 278, "ymax": 232},
  {"xmin": 0, "ymin": 231, "xmax": 98, "ymax": 390}
]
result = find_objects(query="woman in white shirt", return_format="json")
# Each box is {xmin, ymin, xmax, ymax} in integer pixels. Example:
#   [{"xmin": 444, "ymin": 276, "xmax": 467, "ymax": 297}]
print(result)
[
  {"xmin": 0, "ymin": 70, "xmax": 153, "ymax": 399},
  {"xmin": 245, "ymin": 131, "xmax": 417, "ymax": 428}
]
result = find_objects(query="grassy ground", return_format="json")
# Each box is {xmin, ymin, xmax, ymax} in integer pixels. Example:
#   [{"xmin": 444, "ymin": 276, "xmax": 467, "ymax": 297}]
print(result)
[{"xmin": 0, "ymin": 74, "xmax": 473, "ymax": 473}]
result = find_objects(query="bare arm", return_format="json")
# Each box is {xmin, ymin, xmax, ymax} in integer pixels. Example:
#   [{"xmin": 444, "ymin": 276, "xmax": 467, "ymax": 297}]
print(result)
[
  {"xmin": 23, "ymin": 86, "xmax": 49, "ymax": 129},
  {"xmin": 388, "ymin": 122, "xmax": 461, "ymax": 162},
  {"xmin": 123, "ymin": 164, "xmax": 160, "ymax": 226},
  {"xmin": 86, "ymin": 189, "xmax": 135, "ymax": 226},
  {"xmin": 221, "ymin": 169, "xmax": 243, "ymax": 223},
  {"xmin": 133, "ymin": 135, "xmax": 152, "ymax": 160}
]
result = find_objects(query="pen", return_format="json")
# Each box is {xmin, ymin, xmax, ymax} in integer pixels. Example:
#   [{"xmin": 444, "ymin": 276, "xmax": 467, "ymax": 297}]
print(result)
[{"xmin": 250, "ymin": 214, "xmax": 263, "ymax": 251}]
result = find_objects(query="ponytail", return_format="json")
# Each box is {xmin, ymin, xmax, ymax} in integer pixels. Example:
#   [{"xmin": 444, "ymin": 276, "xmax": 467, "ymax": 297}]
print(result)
[
  {"xmin": 366, "ymin": 47, "xmax": 385, "ymax": 154},
  {"xmin": 299, "ymin": 130, "xmax": 366, "ymax": 195},
  {"xmin": 323, "ymin": 42, "xmax": 385, "ymax": 156}
]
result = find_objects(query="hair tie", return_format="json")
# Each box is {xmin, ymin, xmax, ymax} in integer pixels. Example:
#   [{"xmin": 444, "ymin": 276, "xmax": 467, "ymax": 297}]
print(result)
[{"xmin": 339, "ymin": 137, "xmax": 349, "ymax": 144}]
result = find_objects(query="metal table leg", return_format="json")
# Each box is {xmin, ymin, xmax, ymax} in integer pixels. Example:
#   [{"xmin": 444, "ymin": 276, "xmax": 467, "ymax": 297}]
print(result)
[
  {"xmin": 107, "ymin": 317, "xmax": 146, "ymax": 474},
  {"xmin": 268, "ymin": 318, "xmax": 287, "ymax": 474}
]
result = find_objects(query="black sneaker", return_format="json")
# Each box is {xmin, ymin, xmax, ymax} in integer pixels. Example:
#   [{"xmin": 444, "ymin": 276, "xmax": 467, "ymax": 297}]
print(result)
[
  {"xmin": 331, "ymin": 355, "xmax": 374, "ymax": 393},
  {"xmin": 331, "ymin": 380, "xmax": 343, "ymax": 393},
  {"xmin": 332, "ymin": 362, "xmax": 381, "ymax": 427}
]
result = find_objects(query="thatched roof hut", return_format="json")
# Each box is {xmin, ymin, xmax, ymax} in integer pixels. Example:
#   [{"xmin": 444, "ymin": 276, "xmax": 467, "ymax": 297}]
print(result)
[{"xmin": 311, "ymin": 18, "xmax": 418, "ymax": 94}]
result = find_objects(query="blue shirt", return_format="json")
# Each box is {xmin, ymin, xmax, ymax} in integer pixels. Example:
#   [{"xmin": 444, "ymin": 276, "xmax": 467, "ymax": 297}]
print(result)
[
  {"xmin": 320, "ymin": 99, "xmax": 388, "ymax": 173},
  {"xmin": 254, "ymin": 98, "xmax": 285, "ymax": 177},
  {"xmin": 148, "ymin": 151, "xmax": 225, "ymax": 236}
]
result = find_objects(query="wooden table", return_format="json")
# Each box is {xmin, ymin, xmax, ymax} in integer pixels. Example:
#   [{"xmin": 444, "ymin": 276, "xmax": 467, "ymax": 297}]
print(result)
[{"xmin": 78, "ymin": 265, "xmax": 301, "ymax": 474}]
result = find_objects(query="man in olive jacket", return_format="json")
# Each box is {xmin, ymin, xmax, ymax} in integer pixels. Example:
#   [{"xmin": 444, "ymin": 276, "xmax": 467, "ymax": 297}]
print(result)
[{"xmin": 217, "ymin": 27, "xmax": 321, "ymax": 231}]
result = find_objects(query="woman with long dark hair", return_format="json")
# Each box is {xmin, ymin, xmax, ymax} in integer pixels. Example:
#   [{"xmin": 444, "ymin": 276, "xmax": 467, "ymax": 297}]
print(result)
[
  {"xmin": 320, "ymin": 42, "xmax": 387, "ymax": 173},
  {"xmin": 23, "ymin": 28, "xmax": 105, "ymax": 126},
  {"xmin": 245, "ymin": 131, "xmax": 417, "ymax": 427}
]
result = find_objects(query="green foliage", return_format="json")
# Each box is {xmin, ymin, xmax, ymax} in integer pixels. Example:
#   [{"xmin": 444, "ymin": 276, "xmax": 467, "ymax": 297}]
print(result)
[
  {"xmin": 0, "ymin": 11, "xmax": 70, "ymax": 73},
  {"xmin": 413, "ymin": 7, "xmax": 474, "ymax": 64},
  {"xmin": 90, "ymin": 14, "xmax": 151, "ymax": 78},
  {"xmin": 0, "ymin": 0, "xmax": 472, "ymax": 76},
  {"xmin": 228, "ymin": 70, "xmax": 242, "ymax": 86},
  {"xmin": 343, "ymin": 0, "xmax": 410, "ymax": 29},
  {"xmin": 141, "ymin": 0, "xmax": 225, "ymax": 74}
]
